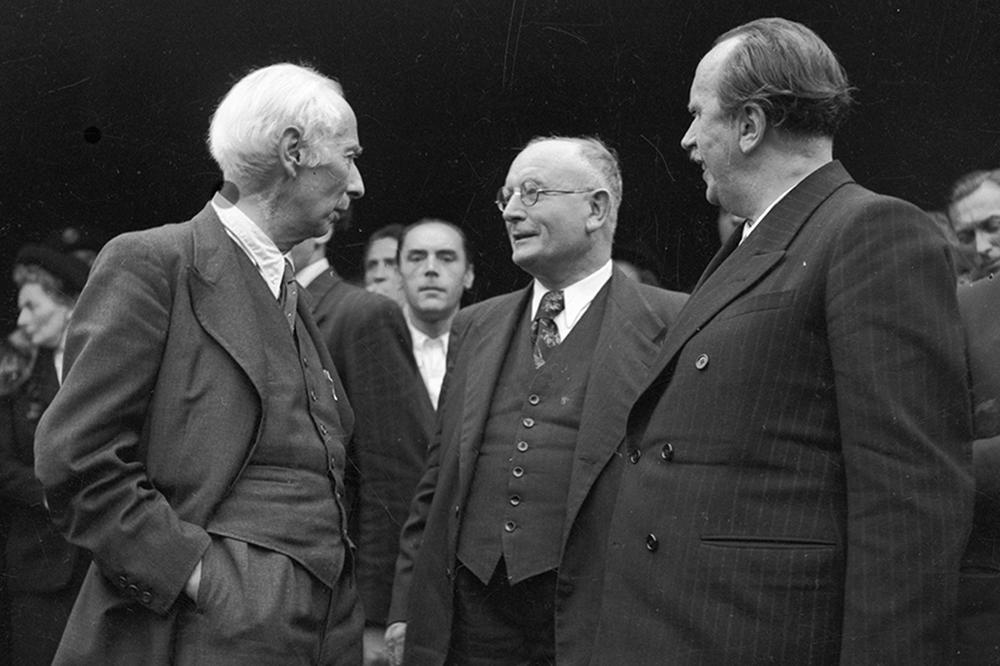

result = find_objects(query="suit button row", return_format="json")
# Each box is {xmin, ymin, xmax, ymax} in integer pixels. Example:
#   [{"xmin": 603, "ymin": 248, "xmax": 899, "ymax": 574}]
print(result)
[
  {"xmin": 509, "ymin": 495, "xmax": 521, "ymax": 506},
  {"xmin": 522, "ymin": 417, "xmax": 535, "ymax": 428},
  {"xmin": 528, "ymin": 394, "xmax": 540, "ymax": 405},
  {"xmin": 504, "ymin": 520, "xmax": 517, "ymax": 533},
  {"xmin": 512, "ymin": 466, "xmax": 524, "ymax": 478},
  {"xmin": 516, "ymin": 440, "xmax": 529, "ymax": 453}
]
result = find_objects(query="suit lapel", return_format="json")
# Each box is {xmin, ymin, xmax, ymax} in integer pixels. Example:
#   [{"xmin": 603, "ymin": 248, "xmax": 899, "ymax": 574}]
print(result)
[
  {"xmin": 648, "ymin": 161, "xmax": 853, "ymax": 382},
  {"xmin": 456, "ymin": 288, "xmax": 532, "ymax": 499},
  {"xmin": 562, "ymin": 272, "xmax": 668, "ymax": 537},
  {"xmin": 187, "ymin": 206, "xmax": 268, "ymax": 399}
]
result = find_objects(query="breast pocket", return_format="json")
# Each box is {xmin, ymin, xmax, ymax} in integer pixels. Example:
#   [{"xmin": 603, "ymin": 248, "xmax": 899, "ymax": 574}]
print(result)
[{"xmin": 716, "ymin": 289, "xmax": 795, "ymax": 322}]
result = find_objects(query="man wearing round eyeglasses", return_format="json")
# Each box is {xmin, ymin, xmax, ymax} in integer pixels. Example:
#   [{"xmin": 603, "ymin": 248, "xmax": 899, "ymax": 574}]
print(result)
[{"xmin": 386, "ymin": 136, "xmax": 687, "ymax": 665}]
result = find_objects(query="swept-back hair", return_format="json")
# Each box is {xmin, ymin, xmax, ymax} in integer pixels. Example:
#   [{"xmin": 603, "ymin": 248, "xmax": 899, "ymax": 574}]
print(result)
[
  {"xmin": 950, "ymin": 168, "xmax": 1000, "ymax": 204},
  {"xmin": 208, "ymin": 63, "xmax": 347, "ymax": 190},
  {"xmin": 713, "ymin": 17, "xmax": 854, "ymax": 138}
]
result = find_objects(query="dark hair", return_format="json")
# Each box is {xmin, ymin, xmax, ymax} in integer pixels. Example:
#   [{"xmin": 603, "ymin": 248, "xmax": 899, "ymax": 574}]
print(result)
[
  {"xmin": 398, "ymin": 218, "xmax": 474, "ymax": 267},
  {"xmin": 713, "ymin": 17, "xmax": 854, "ymax": 138},
  {"xmin": 363, "ymin": 223, "xmax": 405, "ymax": 260},
  {"xmin": 950, "ymin": 169, "xmax": 1000, "ymax": 204}
]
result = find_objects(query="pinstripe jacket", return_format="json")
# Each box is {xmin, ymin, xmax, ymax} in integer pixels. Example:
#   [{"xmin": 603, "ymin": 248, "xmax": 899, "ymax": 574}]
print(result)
[{"xmin": 593, "ymin": 161, "xmax": 974, "ymax": 665}]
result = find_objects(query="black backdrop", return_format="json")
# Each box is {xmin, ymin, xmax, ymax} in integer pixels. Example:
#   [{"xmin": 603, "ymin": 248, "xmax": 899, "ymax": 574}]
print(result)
[{"xmin": 3, "ymin": 0, "xmax": 999, "ymax": 331}]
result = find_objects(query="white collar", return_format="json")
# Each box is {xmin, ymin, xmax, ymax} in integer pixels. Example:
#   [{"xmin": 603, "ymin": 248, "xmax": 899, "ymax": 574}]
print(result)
[
  {"xmin": 211, "ymin": 193, "xmax": 286, "ymax": 298},
  {"xmin": 295, "ymin": 257, "xmax": 331, "ymax": 289},
  {"xmin": 741, "ymin": 162, "xmax": 828, "ymax": 243},
  {"xmin": 530, "ymin": 259, "xmax": 613, "ymax": 335}
]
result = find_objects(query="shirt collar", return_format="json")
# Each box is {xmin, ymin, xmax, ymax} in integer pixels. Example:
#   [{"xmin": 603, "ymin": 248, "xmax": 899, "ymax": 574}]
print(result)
[
  {"xmin": 294, "ymin": 257, "xmax": 331, "ymax": 289},
  {"xmin": 211, "ymin": 193, "xmax": 286, "ymax": 298},
  {"xmin": 531, "ymin": 259, "xmax": 613, "ymax": 328},
  {"xmin": 741, "ymin": 161, "xmax": 829, "ymax": 243},
  {"xmin": 404, "ymin": 308, "xmax": 449, "ymax": 350}
]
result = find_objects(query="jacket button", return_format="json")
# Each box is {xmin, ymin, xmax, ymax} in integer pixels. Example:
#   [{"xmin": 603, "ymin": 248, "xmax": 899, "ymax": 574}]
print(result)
[
  {"xmin": 528, "ymin": 394, "xmax": 540, "ymax": 405},
  {"xmin": 127, "ymin": 584, "xmax": 140, "ymax": 598},
  {"xmin": 522, "ymin": 417, "xmax": 535, "ymax": 428},
  {"xmin": 512, "ymin": 466, "xmax": 524, "ymax": 478},
  {"xmin": 695, "ymin": 353, "xmax": 709, "ymax": 370},
  {"xmin": 660, "ymin": 443, "xmax": 674, "ymax": 462},
  {"xmin": 509, "ymin": 495, "xmax": 521, "ymax": 506},
  {"xmin": 140, "ymin": 590, "xmax": 152, "ymax": 604},
  {"xmin": 504, "ymin": 520, "xmax": 517, "ymax": 533},
  {"xmin": 628, "ymin": 448, "xmax": 641, "ymax": 464},
  {"xmin": 454, "ymin": 504, "xmax": 461, "ymax": 516},
  {"xmin": 645, "ymin": 534, "xmax": 659, "ymax": 552},
  {"xmin": 116, "ymin": 575, "xmax": 128, "ymax": 589},
  {"xmin": 309, "ymin": 389, "xmax": 317, "ymax": 401},
  {"xmin": 516, "ymin": 440, "xmax": 529, "ymax": 453}
]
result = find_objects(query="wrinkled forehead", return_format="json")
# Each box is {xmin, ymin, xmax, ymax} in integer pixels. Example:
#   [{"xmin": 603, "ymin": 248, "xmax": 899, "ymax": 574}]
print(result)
[
  {"xmin": 951, "ymin": 180, "xmax": 1000, "ymax": 228},
  {"xmin": 505, "ymin": 141, "xmax": 588, "ymax": 186}
]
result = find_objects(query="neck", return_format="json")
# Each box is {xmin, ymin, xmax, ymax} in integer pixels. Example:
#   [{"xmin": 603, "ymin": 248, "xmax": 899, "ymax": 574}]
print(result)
[
  {"xmin": 406, "ymin": 306, "xmax": 453, "ymax": 339},
  {"xmin": 220, "ymin": 180, "xmax": 292, "ymax": 251},
  {"xmin": 740, "ymin": 137, "xmax": 833, "ymax": 221}
]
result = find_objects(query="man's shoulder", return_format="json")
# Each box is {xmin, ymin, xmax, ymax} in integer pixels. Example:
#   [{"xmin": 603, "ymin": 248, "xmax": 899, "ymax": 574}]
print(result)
[
  {"xmin": 312, "ymin": 274, "xmax": 402, "ymax": 321},
  {"xmin": 99, "ymin": 205, "xmax": 213, "ymax": 260},
  {"xmin": 453, "ymin": 289, "xmax": 525, "ymax": 328}
]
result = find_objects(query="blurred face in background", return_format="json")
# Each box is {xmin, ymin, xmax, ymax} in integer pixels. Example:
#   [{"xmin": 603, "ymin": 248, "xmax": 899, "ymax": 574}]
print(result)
[
  {"xmin": 364, "ymin": 236, "xmax": 405, "ymax": 304},
  {"xmin": 951, "ymin": 179, "xmax": 1000, "ymax": 278},
  {"xmin": 18, "ymin": 283, "xmax": 73, "ymax": 349}
]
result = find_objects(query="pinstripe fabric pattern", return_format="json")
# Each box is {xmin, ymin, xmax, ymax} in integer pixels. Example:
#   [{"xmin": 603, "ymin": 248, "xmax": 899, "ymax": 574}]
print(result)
[{"xmin": 594, "ymin": 161, "xmax": 974, "ymax": 665}]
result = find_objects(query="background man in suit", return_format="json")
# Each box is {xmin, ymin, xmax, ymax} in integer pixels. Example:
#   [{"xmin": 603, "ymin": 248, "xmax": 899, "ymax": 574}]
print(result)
[
  {"xmin": 364, "ymin": 224, "xmax": 406, "ymax": 306},
  {"xmin": 591, "ymin": 18, "xmax": 973, "ymax": 664},
  {"xmin": 385, "ymin": 136, "xmax": 687, "ymax": 665},
  {"xmin": 396, "ymin": 219, "xmax": 474, "ymax": 410},
  {"xmin": 950, "ymin": 168, "xmax": 1000, "ymax": 283},
  {"xmin": 33, "ymin": 63, "xmax": 366, "ymax": 664},
  {"xmin": 289, "ymin": 228, "xmax": 435, "ymax": 666},
  {"xmin": 956, "ymin": 276, "xmax": 1000, "ymax": 664}
]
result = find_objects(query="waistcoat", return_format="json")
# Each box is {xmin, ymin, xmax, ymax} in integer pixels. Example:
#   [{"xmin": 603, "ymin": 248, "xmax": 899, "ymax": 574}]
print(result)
[
  {"xmin": 457, "ymin": 284, "xmax": 609, "ymax": 584},
  {"xmin": 207, "ymin": 251, "xmax": 351, "ymax": 589}
]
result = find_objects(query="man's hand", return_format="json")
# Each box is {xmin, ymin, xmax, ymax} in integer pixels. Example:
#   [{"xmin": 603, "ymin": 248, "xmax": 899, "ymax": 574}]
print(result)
[
  {"xmin": 364, "ymin": 625, "xmax": 391, "ymax": 666},
  {"xmin": 385, "ymin": 622, "xmax": 406, "ymax": 666},
  {"xmin": 184, "ymin": 559, "xmax": 202, "ymax": 602}
]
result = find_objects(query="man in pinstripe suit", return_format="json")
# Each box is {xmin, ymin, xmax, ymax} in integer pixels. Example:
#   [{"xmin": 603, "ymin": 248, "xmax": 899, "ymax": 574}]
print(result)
[{"xmin": 591, "ymin": 18, "xmax": 974, "ymax": 664}]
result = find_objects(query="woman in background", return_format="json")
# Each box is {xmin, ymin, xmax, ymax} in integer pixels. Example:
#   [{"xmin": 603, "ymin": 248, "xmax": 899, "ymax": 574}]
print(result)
[{"xmin": 0, "ymin": 244, "xmax": 92, "ymax": 665}]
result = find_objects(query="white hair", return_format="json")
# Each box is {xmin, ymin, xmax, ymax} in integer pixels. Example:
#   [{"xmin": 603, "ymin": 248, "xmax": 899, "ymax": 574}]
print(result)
[{"xmin": 208, "ymin": 63, "xmax": 347, "ymax": 190}]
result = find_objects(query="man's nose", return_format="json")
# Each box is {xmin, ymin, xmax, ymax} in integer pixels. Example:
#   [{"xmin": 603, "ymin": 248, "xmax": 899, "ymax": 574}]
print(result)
[
  {"xmin": 976, "ymin": 229, "xmax": 996, "ymax": 255},
  {"xmin": 348, "ymin": 164, "xmax": 365, "ymax": 199}
]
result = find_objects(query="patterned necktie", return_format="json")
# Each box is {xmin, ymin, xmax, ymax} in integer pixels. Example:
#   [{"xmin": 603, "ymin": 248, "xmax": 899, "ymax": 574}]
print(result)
[
  {"xmin": 279, "ymin": 259, "xmax": 298, "ymax": 332},
  {"xmin": 531, "ymin": 290, "xmax": 565, "ymax": 369}
]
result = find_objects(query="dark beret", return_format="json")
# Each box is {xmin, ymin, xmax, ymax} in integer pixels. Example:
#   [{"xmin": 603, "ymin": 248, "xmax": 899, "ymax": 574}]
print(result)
[{"xmin": 15, "ymin": 244, "xmax": 91, "ymax": 296}]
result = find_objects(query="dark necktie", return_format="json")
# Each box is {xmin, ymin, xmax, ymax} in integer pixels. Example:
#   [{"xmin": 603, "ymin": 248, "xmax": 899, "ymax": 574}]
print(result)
[
  {"xmin": 531, "ymin": 290, "xmax": 565, "ymax": 369},
  {"xmin": 279, "ymin": 259, "xmax": 298, "ymax": 332}
]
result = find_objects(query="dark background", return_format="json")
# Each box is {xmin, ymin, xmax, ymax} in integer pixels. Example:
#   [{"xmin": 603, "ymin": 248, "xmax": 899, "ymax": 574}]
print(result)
[{"xmin": 2, "ymin": 0, "xmax": 999, "ymax": 331}]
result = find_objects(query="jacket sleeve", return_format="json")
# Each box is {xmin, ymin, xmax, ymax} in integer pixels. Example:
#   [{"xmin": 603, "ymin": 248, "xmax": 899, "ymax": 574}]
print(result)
[
  {"xmin": 34, "ymin": 234, "xmax": 210, "ymax": 616},
  {"xmin": 825, "ymin": 196, "xmax": 974, "ymax": 663}
]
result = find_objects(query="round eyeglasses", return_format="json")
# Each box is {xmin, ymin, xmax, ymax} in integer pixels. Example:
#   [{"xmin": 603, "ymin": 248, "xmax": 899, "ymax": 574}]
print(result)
[{"xmin": 496, "ymin": 179, "xmax": 598, "ymax": 212}]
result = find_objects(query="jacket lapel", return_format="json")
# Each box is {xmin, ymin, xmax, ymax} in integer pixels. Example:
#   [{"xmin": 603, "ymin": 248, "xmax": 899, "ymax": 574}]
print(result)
[
  {"xmin": 457, "ymin": 288, "xmax": 532, "ymax": 499},
  {"xmin": 562, "ymin": 271, "xmax": 668, "ymax": 537},
  {"xmin": 648, "ymin": 160, "xmax": 853, "ymax": 382},
  {"xmin": 187, "ymin": 205, "xmax": 268, "ymax": 399}
]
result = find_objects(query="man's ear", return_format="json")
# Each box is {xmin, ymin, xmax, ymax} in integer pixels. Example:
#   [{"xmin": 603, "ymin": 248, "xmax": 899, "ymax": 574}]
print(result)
[
  {"xmin": 463, "ymin": 264, "xmax": 475, "ymax": 290},
  {"xmin": 737, "ymin": 103, "xmax": 766, "ymax": 153},
  {"xmin": 585, "ymin": 190, "xmax": 612, "ymax": 233},
  {"xmin": 278, "ymin": 127, "xmax": 304, "ymax": 177}
]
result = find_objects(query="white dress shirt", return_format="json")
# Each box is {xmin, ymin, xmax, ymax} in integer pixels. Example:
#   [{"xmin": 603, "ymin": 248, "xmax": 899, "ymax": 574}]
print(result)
[
  {"xmin": 211, "ymin": 193, "xmax": 286, "ymax": 298},
  {"xmin": 405, "ymin": 312, "xmax": 448, "ymax": 410},
  {"xmin": 530, "ymin": 260, "xmax": 613, "ymax": 340}
]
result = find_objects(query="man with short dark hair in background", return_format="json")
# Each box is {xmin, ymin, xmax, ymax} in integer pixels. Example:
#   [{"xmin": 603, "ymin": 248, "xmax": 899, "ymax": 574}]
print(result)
[
  {"xmin": 591, "ymin": 18, "xmax": 973, "ymax": 664},
  {"xmin": 950, "ymin": 168, "xmax": 1000, "ymax": 283},
  {"xmin": 290, "ymin": 227, "xmax": 434, "ymax": 666},
  {"xmin": 386, "ymin": 135, "xmax": 687, "ymax": 665},
  {"xmin": 364, "ymin": 224, "xmax": 406, "ymax": 306},
  {"xmin": 34, "ymin": 63, "xmax": 367, "ymax": 665},
  {"xmin": 396, "ymin": 219, "xmax": 474, "ymax": 410}
]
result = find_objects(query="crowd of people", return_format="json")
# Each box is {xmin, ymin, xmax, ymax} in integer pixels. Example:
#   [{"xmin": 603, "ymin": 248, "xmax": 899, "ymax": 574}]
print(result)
[{"xmin": 1, "ymin": 15, "xmax": 1000, "ymax": 666}]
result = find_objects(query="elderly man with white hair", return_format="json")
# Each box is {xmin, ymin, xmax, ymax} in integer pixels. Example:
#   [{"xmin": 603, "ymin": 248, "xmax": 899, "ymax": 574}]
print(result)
[{"xmin": 34, "ymin": 63, "xmax": 365, "ymax": 665}]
